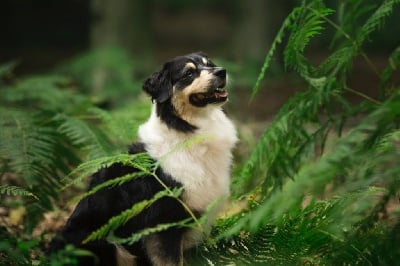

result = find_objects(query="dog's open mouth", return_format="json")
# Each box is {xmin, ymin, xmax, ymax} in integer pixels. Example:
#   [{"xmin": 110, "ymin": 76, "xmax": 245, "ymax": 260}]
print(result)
[{"xmin": 189, "ymin": 88, "xmax": 228, "ymax": 107}]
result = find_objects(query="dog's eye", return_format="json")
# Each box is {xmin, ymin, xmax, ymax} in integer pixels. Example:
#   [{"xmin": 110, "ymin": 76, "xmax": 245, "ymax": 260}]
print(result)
[{"xmin": 183, "ymin": 69, "xmax": 194, "ymax": 78}]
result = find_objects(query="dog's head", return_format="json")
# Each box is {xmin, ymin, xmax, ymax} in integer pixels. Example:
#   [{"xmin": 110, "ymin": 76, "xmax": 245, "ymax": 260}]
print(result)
[{"xmin": 143, "ymin": 52, "xmax": 228, "ymax": 108}]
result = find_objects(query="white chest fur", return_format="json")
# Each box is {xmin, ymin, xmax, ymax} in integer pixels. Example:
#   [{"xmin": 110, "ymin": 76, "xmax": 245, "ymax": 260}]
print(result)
[{"xmin": 138, "ymin": 106, "xmax": 237, "ymax": 212}]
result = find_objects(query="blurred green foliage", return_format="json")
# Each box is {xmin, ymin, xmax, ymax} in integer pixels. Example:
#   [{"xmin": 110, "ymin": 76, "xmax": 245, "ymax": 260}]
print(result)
[
  {"xmin": 1, "ymin": 0, "xmax": 400, "ymax": 265},
  {"xmin": 0, "ymin": 47, "xmax": 150, "ymax": 263}
]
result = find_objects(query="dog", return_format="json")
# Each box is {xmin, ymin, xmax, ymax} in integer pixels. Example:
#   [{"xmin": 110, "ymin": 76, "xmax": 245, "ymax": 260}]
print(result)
[{"xmin": 48, "ymin": 52, "xmax": 237, "ymax": 266}]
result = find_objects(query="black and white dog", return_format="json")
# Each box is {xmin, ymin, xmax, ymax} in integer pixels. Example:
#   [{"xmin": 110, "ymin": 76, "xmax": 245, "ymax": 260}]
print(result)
[{"xmin": 48, "ymin": 52, "xmax": 237, "ymax": 265}]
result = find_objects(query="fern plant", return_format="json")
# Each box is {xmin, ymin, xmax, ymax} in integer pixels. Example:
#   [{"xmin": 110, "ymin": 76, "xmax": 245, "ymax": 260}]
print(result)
[
  {"xmin": 0, "ymin": 57, "xmax": 147, "ymax": 234},
  {"xmin": 192, "ymin": 0, "xmax": 400, "ymax": 265},
  {"xmin": 56, "ymin": 47, "xmax": 142, "ymax": 107}
]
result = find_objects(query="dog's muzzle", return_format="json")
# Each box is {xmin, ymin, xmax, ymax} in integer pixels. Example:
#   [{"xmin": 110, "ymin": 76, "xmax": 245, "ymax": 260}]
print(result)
[{"xmin": 189, "ymin": 67, "xmax": 228, "ymax": 107}]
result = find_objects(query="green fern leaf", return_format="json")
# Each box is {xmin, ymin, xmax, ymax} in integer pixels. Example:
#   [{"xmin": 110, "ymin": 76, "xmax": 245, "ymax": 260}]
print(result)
[
  {"xmin": 88, "ymin": 106, "xmax": 147, "ymax": 150},
  {"xmin": 83, "ymin": 188, "xmax": 182, "ymax": 244},
  {"xmin": 380, "ymin": 46, "xmax": 400, "ymax": 99},
  {"xmin": 70, "ymin": 171, "xmax": 149, "ymax": 205},
  {"xmin": 0, "ymin": 109, "xmax": 59, "ymax": 186},
  {"xmin": 194, "ymin": 188, "xmax": 389, "ymax": 265},
  {"xmin": 0, "ymin": 185, "xmax": 37, "ymax": 199},
  {"xmin": 108, "ymin": 218, "xmax": 193, "ymax": 245},
  {"xmin": 357, "ymin": 0, "xmax": 400, "ymax": 45},
  {"xmin": 55, "ymin": 112, "xmax": 115, "ymax": 159},
  {"xmin": 285, "ymin": 2, "xmax": 334, "ymax": 73},
  {"xmin": 63, "ymin": 153, "xmax": 153, "ymax": 188},
  {"xmin": 234, "ymin": 94, "xmax": 400, "ymax": 233},
  {"xmin": 251, "ymin": 8, "xmax": 302, "ymax": 97},
  {"xmin": 237, "ymin": 86, "xmax": 337, "ymax": 196}
]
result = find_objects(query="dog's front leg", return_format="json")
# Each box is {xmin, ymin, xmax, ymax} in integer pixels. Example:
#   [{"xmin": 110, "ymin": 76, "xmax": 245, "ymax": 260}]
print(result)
[{"xmin": 143, "ymin": 229, "xmax": 184, "ymax": 266}]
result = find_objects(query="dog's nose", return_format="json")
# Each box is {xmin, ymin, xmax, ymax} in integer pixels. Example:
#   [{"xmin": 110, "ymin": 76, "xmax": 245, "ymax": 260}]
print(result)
[{"xmin": 214, "ymin": 68, "xmax": 226, "ymax": 79}]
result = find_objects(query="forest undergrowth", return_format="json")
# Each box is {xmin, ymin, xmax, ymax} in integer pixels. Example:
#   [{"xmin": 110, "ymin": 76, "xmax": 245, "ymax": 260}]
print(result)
[{"xmin": 1, "ymin": 0, "xmax": 400, "ymax": 265}]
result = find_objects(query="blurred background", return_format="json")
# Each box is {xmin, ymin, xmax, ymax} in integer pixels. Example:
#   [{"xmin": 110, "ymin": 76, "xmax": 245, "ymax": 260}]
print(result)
[
  {"xmin": 1, "ymin": 0, "xmax": 399, "ymax": 120},
  {"xmin": 1, "ymin": 0, "xmax": 293, "ymax": 71}
]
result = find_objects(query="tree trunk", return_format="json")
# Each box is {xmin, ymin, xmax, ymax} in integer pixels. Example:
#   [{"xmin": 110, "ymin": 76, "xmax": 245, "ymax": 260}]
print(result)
[
  {"xmin": 233, "ymin": 0, "xmax": 291, "ymax": 63},
  {"xmin": 90, "ymin": 0, "xmax": 152, "ymax": 53}
]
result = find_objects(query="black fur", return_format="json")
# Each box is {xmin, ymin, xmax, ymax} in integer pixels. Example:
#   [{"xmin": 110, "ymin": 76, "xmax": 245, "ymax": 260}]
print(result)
[
  {"xmin": 156, "ymin": 99, "xmax": 197, "ymax": 133},
  {"xmin": 142, "ymin": 64, "xmax": 173, "ymax": 104},
  {"xmin": 48, "ymin": 143, "xmax": 192, "ymax": 265}
]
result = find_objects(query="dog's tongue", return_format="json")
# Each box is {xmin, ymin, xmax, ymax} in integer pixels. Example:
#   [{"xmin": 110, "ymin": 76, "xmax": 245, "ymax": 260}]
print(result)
[{"xmin": 215, "ymin": 91, "xmax": 228, "ymax": 98}]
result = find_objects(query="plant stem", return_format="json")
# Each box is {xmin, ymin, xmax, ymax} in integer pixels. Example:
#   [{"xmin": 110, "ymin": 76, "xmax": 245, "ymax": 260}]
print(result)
[
  {"xmin": 344, "ymin": 86, "xmax": 381, "ymax": 105},
  {"xmin": 306, "ymin": 6, "xmax": 381, "ymax": 78}
]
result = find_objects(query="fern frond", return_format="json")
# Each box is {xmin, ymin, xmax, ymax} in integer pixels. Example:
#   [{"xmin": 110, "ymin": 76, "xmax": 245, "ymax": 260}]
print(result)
[
  {"xmin": 55, "ymin": 113, "xmax": 115, "ymax": 159},
  {"xmin": 70, "ymin": 171, "xmax": 148, "ymax": 205},
  {"xmin": 109, "ymin": 218, "xmax": 193, "ymax": 246},
  {"xmin": 380, "ymin": 46, "xmax": 400, "ymax": 99},
  {"xmin": 208, "ymin": 1, "xmax": 400, "ymax": 264},
  {"xmin": 0, "ymin": 109, "xmax": 59, "ymax": 187},
  {"xmin": 4, "ymin": 75, "xmax": 87, "ymax": 111},
  {"xmin": 251, "ymin": 7, "xmax": 301, "ymax": 97},
  {"xmin": 331, "ymin": 0, "xmax": 376, "ymax": 47},
  {"xmin": 89, "ymin": 106, "xmax": 148, "ymax": 150},
  {"xmin": 357, "ymin": 0, "xmax": 400, "ymax": 45},
  {"xmin": 0, "ymin": 109, "xmax": 67, "ymax": 231},
  {"xmin": 0, "ymin": 185, "xmax": 37, "ymax": 199},
  {"xmin": 0, "ymin": 74, "xmax": 113, "ymax": 231},
  {"xmin": 240, "ymin": 0, "xmax": 400, "ymax": 199},
  {"xmin": 56, "ymin": 47, "xmax": 140, "ymax": 106},
  {"xmin": 194, "ymin": 188, "xmax": 389, "ymax": 265},
  {"xmin": 284, "ymin": 3, "xmax": 334, "ymax": 75},
  {"xmin": 376, "ymin": 129, "xmax": 400, "ymax": 153},
  {"xmin": 83, "ymin": 188, "xmax": 182, "ymax": 244},
  {"xmin": 232, "ymin": 94, "xmax": 400, "ymax": 234},
  {"xmin": 252, "ymin": 1, "xmax": 334, "ymax": 96},
  {"xmin": 314, "ymin": 46, "xmax": 356, "ymax": 78},
  {"xmin": 236, "ymin": 85, "xmax": 339, "ymax": 196},
  {"xmin": 63, "ymin": 153, "xmax": 153, "ymax": 188}
]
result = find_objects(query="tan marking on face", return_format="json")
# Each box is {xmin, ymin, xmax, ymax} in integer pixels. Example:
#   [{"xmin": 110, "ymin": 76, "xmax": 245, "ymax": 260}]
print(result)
[
  {"xmin": 172, "ymin": 70, "xmax": 214, "ymax": 121},
  {"xmin": 201, "ymin": 57, "xmax": 208, "ymax": 65},
  {"xmin": 184, "ymin": 62, "xmax": 196, "ymax": 72}
]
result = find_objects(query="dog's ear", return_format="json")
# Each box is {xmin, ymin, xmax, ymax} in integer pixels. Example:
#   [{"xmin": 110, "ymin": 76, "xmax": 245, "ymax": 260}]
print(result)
[{"xmin": 143, "ymin": 64, "xmax": 172, "ymax": 103}]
